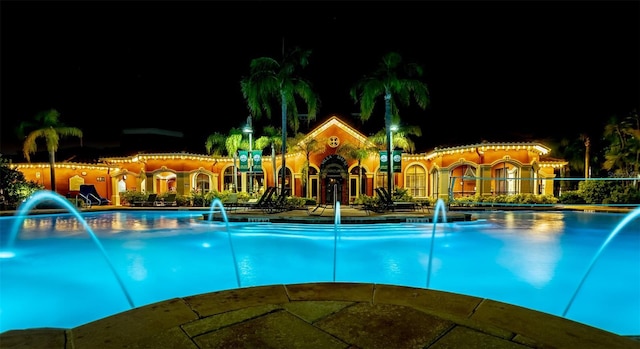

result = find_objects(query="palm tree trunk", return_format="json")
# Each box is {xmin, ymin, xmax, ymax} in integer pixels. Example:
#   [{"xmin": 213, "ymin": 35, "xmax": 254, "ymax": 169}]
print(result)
[
  {"xmin": 271, "ymin": 143, "xmax": 278, "ymax": 188},
  {"xmin": 584, "ymin": 137, "xmax": 590, "ymax": 179},
  {"xmin": 384, "ymin": 93, "xmax": 392, "ymax": 196},
  {"xmin": 233, "ymin": 153, "xmax": 238, "ymax": 192},
  {"xmin": 358, "ymin": 160, "xmax": 362, "ymax": 197},
  {"xmin": 305, "ymin": 156, "xmax": 310, "ymax": 197},
  {"xmin": 280, "ymin": 93, "xmax": 287, "ymax": 195},
  {"xmin": 271, "ymin": 143, "xmax": 277, "ymax": 190},
  {"xmin": 49, "ymin": 150, "xmax": 57, "ymax": 193}
]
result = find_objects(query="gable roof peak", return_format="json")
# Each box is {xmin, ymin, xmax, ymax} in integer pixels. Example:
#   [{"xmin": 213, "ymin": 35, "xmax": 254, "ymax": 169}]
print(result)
[{"xmin": 302, "ymin": 114, "xmax": 374, "ymax": 147}]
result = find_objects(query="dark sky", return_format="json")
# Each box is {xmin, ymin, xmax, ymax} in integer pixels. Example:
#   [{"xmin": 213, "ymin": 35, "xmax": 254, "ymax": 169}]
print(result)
[{"xmin": 1, "ymin": 1, "xmax": 638, "ymax": 157}]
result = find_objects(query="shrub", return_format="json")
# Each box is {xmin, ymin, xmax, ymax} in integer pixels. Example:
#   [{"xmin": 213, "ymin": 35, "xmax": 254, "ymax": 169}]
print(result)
[
  {"xmin": 558, "ymin": 191, "xmax": 585, "ymax": 204},
  {"xmin": 303, "ymin": 197, "xmax": 317, "ymax": 206},
  {"xmin": 604, "ymin": 185, "xmax": 640, "ymax": 204},
  {"xmin": 0, "ymin": 156, "xmax": 44, "ymax": 209},
  {"xmin": 392, "ymin": 187, "xmax": 414, "ymax": 201},
  {"xmin": 190, "ymin": 189, "xmax": 219, "ymax": 207},
  {"xmin": 120, "ymin": 190, "xmax": 147, "ymax": 205},
  {"xmin": 452, "ymin": 193, "xmax": 558, "ymax": 206},
  {"xmin": 286, "ymin": 196, "xmax": 307, "ymax": 209},
  {"xmin": 579, "ymin": 180, "xmax": 615, "ymax": 204}
]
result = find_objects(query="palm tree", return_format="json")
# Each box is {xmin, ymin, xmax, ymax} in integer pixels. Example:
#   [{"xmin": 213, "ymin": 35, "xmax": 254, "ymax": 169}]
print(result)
[
  {"xmin": 602, "ymin": 110, "xmax": 639, "ymax": 178},
  {"xmin": 544, "ymin": 136, "xmax": 587, "ymax": 192},
  {"xmin": 350, "ymin": 52, "xmax": 430, "ymax": 196},
  {"xmin": 288, "ymin": 132, "xmax": 326, "ymax": 197},
  {"xmin": 369, "ymin": 120, "xmax": 422, "ymax": 154},
  {"xmin": 254, "ymin": 125, "xmax": 282, "ymax": 190},
  {"xmin": 367, "ymin": 122, "xmax": 421, "ymax": 194},
  {"xmin": 204, "ymin": 132, "xmax": 227, "ymax": 157},
  {"xmin": 18, "ymin": 109, "xmax": 83, "ymax": 193},
  {"xmin": 240, "ymin": 46, "xmax": 320, "ymax": 195},
  {"xmin": 205, "ymin": 128, "xmax": 243, "ymax": 192},
  {"xmin": 336, "ymin": 141, "xmax": 377, "ymax": 197}
]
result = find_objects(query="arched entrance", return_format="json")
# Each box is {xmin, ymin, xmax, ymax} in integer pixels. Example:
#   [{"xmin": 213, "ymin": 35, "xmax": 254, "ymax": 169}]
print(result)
[{"xmin": 320, "ymin": 155, "xmax": 348, "ymax": 204}]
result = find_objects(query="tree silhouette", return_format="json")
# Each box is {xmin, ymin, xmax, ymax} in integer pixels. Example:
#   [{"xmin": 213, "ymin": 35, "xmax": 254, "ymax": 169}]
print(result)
[{"xmin": 18, "ymin": 109, "xmax": 83, "ymax": 193}]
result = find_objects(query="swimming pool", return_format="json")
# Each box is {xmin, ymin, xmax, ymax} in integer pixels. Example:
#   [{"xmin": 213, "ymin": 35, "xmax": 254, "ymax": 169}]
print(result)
[{"xmin": 0, "ymin": 204, "xmax": 638, "ymax": 335}]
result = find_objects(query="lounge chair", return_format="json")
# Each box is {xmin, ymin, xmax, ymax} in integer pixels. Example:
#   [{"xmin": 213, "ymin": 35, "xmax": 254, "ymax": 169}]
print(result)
[
  {"xmin": 376, "ymin": 187, "xmax": 418, "ymax": 211},
  {"xmin": 133, "ymin": 193, "xmax": 158, "ymax": 207},
  {"xmin": 307, "ymin": 203, "xmax": 328, "ymax": 216},
  {"xmin": 373, "ymin": 187, "xmax": 396, "ymax": 212},
  {"xmin": 263, "ymin": 188, "xmax": 290, "ymax": 214},
  {"xmin": 308, "ymin": 195, "xmax": 334, "ymax": 216},
  {"xmin": 222, "ymin": 193, "xmax": 238, "ymax": 211},
  {"xmin": 243, "ymin": 187, "xmax": 277, "ymax": 210},
  {"xmin": 78, "ymin": 184, "xmax": 110, "ymax": 207},
  {"xmin": 155, "ymin": 193, "xmax": 177, "ymax": 207}
]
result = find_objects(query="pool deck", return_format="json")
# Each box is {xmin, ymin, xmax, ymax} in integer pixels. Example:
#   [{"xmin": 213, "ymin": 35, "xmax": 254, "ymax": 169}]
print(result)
[
  {"xmin": 1, "ymin": 283, "xmax": 639, "ymax": 349},
  {"xmin": 1, "ymin": 205, "xmax": 639, "ymax": 348}
]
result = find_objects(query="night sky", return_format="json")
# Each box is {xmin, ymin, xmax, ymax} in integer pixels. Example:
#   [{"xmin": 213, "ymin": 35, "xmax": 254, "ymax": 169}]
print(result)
[{"xmin": 1, "ymin": 1, "xmax": 638, "ymax": 158}]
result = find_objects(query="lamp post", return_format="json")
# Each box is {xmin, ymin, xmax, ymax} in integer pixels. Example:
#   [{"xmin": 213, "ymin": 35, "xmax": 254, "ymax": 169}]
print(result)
[
  {"xmin": 243, "ymin": 116, "xmax": 253, "ymax": 195},
  {"xmin": 389, "ymin": 124, "xmax": 398, "ymax": 193}
]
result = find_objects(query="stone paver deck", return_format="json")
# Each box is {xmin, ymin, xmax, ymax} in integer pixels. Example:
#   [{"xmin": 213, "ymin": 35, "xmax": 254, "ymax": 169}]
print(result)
[{"xmin": 2, "ymin": 283, "xmax": 638, "ymax": 349}]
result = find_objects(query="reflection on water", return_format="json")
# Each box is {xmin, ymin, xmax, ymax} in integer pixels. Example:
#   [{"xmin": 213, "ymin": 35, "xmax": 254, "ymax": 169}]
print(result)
[
  {"xmin": 0, "ymin": 212, "xmax": 202, "ymax": 240},
  {"xmin": 491, "ymin": 212, "xmax": 565, "ymax": 287}
]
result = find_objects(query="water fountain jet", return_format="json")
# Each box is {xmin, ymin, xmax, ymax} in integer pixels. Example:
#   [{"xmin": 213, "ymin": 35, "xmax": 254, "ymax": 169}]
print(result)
[
  {"xmin": 3, "ymin": 190, "xmax": 135, "ymax": 308},
  {"xmin": 562, "ymin": 206, "xmax": 640, "ymax": 317},
  {"xmin": 207, "ymin": 198, "xmax": 241, "ymax": 288},
  {"xmin": 426, "ymin": 198, "xmax": 447, "ymax": 289},
  {"xmin": 333, "ymin": 201, "xmax": 341, "ymax": 281}
]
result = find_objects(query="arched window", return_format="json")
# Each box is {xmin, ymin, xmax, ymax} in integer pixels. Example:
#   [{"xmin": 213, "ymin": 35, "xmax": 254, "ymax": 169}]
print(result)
[
  {"xmin": 406, "ymin": 164, "xmax": 426, "ymax": 198},
  {"xmin": 223, "ymin": 167, "xmax": 239, "ymax": 192},
  {"xmin": 349, "ymin": 166, "xmax": 367, "ymax": 197},
  {"xmin": 449, "ymin": 164, "xmax": 476, "ymax": 198},
  {"xmin": 307, "ymin": 167, "xmax": 318, "ymax": 199},
  {"xmin": 376, "ymin": 169, "xmax": 388, "ymax": 191},
  {"xmin": 430, "ymin": 169, "xmax": 439, "ymax": 199},
  {"xmin": 117, "ymin": 176, "xmax": 127, "ymax": 193},
  {"xmin": 195, "ymin": 173, "xmax": 210, "ymax": 193},
  {"xmin": 494, "ymin": 162, "xmax": 519, "ymax": 195}
]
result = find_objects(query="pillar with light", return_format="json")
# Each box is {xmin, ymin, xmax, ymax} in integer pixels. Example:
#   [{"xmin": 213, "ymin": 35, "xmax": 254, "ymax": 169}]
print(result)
[{"xmin": 243, "ymin": 116, "xmax": 253, "ymax": 194}]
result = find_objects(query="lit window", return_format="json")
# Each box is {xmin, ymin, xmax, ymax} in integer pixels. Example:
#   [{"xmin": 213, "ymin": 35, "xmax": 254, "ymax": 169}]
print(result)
[{"xmin": 406, "ymin": 165, "xmax": 426, "ymax": 198}]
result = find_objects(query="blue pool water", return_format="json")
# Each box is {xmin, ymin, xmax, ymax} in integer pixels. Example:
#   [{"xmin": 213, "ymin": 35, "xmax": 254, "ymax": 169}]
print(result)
[{"xmin": 0, "ymin": 208, "xmax": 638, "ymax": 335}]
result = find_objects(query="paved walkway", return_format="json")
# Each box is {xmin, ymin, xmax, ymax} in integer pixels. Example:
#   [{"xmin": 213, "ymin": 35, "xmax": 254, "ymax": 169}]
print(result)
[{"xmin": 1, "ymin": 205, "xmax": 639, "ymax": 348}]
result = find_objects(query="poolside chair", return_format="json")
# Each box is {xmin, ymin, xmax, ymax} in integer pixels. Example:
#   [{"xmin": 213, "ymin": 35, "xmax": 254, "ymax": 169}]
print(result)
[
  {"xmin": 243, "ymin": 186, "xmax": 277, "ymax": 210},
  {"xmin": 222, "ymin": 193, "xmax": 238, "ymax": 211},
  {"xmin": 374, "ymin": 187, "xmax": 396, "ymax": 212},
  {"xmin": 155, "ymin": 193, "xmax": 177, "ymax": 207},
  {"xmin": 307, "ymin": 194, "xmax": 333, "ymax": 216},
  {"xmin": 132, "ymin": 193, "xmax": 157, "ymax": 207},
  {"xmin": 264, "ymin": 188, "xmax": 290, "ymax": 214},
  {"xmin": 307, "ymin": 203, "xmax": 328, "ymax": 216},
  {"xmin": 78, "ymin": 184, "xmax": 110, "ymax": 207},
  {"xmin": 376, "ymin": 187, "xmax": 418, "ymax": 212}
]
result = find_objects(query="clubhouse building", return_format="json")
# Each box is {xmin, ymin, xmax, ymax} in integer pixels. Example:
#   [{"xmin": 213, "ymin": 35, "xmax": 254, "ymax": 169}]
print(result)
[{"xmin": 10, "ymin": 115, "xmax": 567, "ymax": 206}]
